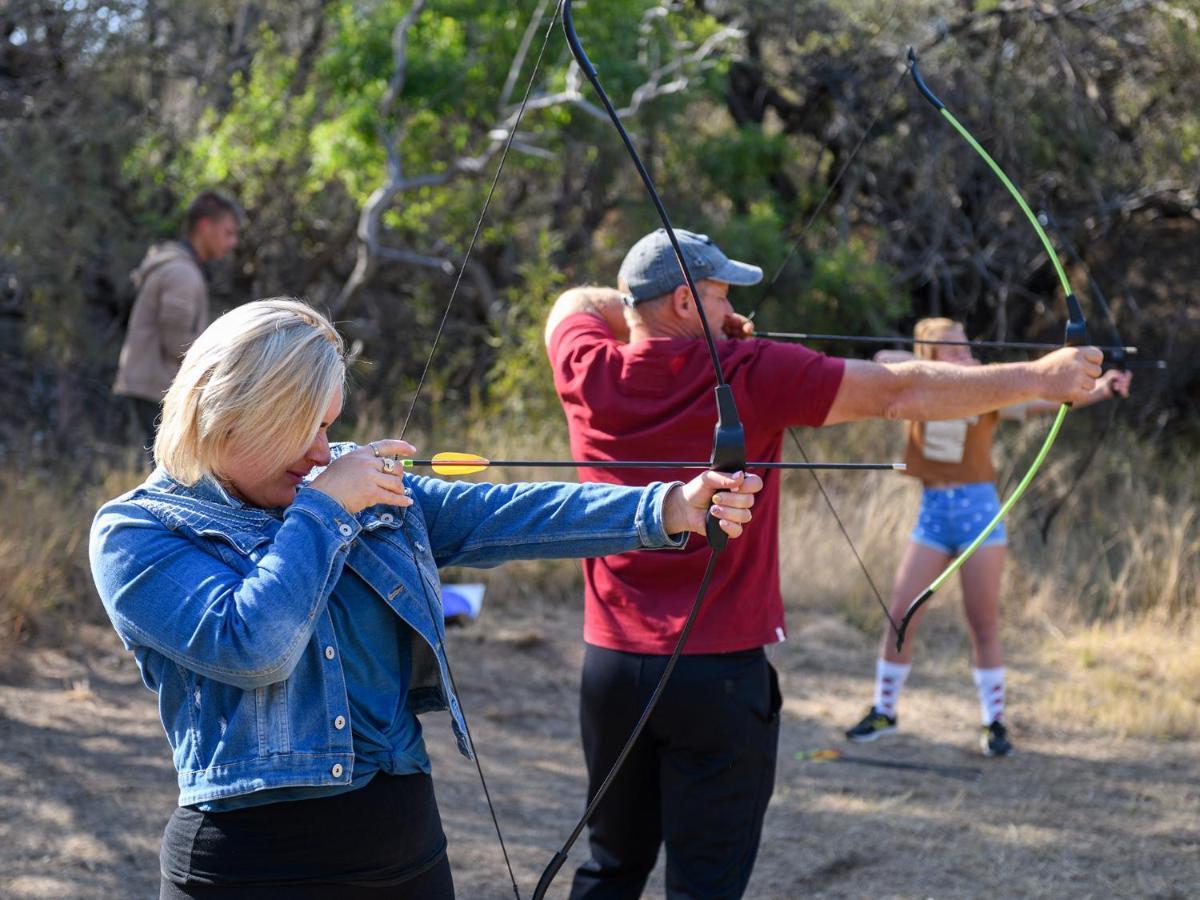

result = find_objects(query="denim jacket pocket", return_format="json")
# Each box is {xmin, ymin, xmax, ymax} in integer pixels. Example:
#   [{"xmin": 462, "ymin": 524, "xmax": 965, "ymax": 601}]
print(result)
[
  {"xmin": 369, "ymin": 508, "xmax": 441, "ymax": 596},
  {"xmin": 180, "ymin": 669, "xmax": 294, "ymax": 773},
  {"xmin": 192, "ymin": 527, "xmax": 273, "ymax": 570},
  {"xmin": 254, "ymin": 680, "xmax": 291, "ymax": 755}
]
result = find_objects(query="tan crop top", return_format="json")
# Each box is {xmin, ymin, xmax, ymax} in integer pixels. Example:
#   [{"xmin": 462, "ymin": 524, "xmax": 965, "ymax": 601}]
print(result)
[{"xmin": 903, "ymin": 411, "xmax": 1000, "ymax": 485}]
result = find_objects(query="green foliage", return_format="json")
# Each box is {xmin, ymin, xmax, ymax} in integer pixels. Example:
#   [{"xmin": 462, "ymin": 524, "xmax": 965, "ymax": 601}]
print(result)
[
  {"xmin": 695, "ymin": 128, "xmax": 792, "ymax": 211},
  {"xmin": 487, "ymin": 228, "xmax": 566, "ymax": 420},
  {"xmin": 6, "ymin": 4, "xmax": 1200, "ymax": 428},
  {"xmin": 803, "ymin": 236, "xmax": 905, "ymax": 333},
  {"xmin": 5, "ymin": 0, "xmax": 1200, "ymax": 652},
  {"xmin": 129, "ymin": 27, "xmax": 324, "ymax": 210}
]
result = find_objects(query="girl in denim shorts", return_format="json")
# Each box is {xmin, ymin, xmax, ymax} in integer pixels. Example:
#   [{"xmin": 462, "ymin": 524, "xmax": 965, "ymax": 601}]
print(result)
[{"xmin": 845, "ymin": 317, "xmax": 1130, "ymax": 756}]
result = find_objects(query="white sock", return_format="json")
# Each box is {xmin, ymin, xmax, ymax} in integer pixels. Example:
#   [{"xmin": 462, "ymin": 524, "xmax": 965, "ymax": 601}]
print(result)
[
  {"xmin": 972, "ymin": 667, "xmax": 1006, "ymax": 725},
  {"xmin": 873, "ymin": 659, "xmax": 911, "ymax": 718}
]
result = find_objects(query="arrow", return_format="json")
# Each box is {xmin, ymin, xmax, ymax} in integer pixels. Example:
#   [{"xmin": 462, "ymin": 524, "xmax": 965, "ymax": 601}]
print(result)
[
  {"xmin": 795, "ymin": 748, "xmax": 981, "ymax": 781},
  {"xmin": 754, "ymin": 330, "xmax": 1137, "ymax": 355},
  {"xmin": 400, "ymin": 451, "xmax": 905, "ymax": 476}
]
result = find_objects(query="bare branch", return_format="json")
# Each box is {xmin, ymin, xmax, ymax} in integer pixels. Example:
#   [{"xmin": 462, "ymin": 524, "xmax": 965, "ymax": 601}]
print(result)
[
  {"xmin": 498, "ymin": 0, "xmax": 553, "ymax": 112},
  {"xmin": 331, "ymin": 4, "xmax": 741, "ymax": 316},
  {"xmin": 376, "ymin": 245, "xmax": 457, "ymax": 274}
]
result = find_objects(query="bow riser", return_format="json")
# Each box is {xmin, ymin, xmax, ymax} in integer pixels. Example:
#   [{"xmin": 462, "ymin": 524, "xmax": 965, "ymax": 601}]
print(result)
[{"xmin": 530, "ymin": 4, "xmax": 748, "ymax": 896}]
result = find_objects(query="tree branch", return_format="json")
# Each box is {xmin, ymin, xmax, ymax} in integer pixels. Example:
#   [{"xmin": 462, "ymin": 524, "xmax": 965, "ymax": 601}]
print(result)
[{"xmin": 331, "ymin": 3, "xmax": 740, "ymax": 317}]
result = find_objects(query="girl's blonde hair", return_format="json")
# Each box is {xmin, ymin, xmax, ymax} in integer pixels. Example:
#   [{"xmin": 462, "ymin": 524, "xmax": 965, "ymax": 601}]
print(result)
[
  {"xmin": 912, "ymin": 316, "xmax": 964, "ymax": 362},
  {"xmin": 156, "ymin": 298, "xmax": 346, "ymax": 485}
]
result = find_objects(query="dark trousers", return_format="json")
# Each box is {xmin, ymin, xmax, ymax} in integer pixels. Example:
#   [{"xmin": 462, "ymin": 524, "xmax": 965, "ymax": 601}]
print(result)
[
  {"xmin": 159, "ymin": 859, "xmax": 453, "ymax": 899},
  {"xmin": 159, "ymin": 772, "xmax": 453, "ymax": 899},
  {"xmin": 570, "ymin": 645, "xmax": 781, "ymax": 900}
]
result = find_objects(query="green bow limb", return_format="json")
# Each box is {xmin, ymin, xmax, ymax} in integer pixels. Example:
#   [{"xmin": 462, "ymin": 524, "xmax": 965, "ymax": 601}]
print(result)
[{"xmin": 894, "ymin": 49, "xmax": 1089, "ymax": 651}]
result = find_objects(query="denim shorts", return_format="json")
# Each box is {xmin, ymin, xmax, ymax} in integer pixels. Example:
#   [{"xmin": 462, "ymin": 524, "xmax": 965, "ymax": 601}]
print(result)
[{"xmin": 910, "ymin": 482, "xmax": 1006, "ymax": 555}]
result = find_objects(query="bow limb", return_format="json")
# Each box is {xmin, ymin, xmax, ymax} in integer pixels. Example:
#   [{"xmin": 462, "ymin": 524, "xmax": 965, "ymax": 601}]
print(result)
[
  {"xmin": 749, "ymin": 57, "xmax": 909, "ymax": 637},
  {"xmin": 530, "ymin": 4, "xmax": 746, "ymax": 897},
  {"xmin": 893, "ymin": 50, "xmax": 1088, "ymax": 651},
  {"xmin": 1034, "ymin": 210, "xmax": 1128, "ymax": 542}
]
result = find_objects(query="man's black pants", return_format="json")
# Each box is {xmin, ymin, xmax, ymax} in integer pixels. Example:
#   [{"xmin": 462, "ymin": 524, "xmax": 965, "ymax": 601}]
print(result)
[{"xmin": 569, "ymin": 644, "xmax": 781, "ymax": 900}]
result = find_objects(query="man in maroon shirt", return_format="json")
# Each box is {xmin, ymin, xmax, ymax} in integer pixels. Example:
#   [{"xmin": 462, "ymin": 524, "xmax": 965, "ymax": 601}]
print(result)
[{"xmin": 544, "ymin": 228, "xmax": 1104, "ymax": 899}]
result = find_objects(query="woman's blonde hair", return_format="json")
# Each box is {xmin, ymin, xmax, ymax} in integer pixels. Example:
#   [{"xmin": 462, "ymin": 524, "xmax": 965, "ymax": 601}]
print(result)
[
  {"xmin": 912, "ymin": 316, "xmax": 964, "ymax": 362},
  {"xmin": 156, "ymin": 298, "xmax": 346, "ymax": 485}
]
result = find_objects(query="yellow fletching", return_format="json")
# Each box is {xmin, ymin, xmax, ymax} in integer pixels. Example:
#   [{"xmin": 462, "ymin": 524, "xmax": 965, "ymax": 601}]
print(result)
[{"xmin": 430, "ymin": 451, "xmax": 490, "ymax": 475}]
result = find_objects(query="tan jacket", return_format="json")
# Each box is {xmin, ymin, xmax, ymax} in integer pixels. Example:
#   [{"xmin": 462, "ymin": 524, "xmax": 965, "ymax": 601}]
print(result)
[{"xmin": 113, "ymin": 242, "xmax": 209, "ymax": 402}]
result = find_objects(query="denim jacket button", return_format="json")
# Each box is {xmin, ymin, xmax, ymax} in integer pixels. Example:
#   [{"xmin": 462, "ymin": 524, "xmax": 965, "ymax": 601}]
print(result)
[
  {"xmin": 380, "ymin": 513, "xmax": 394, "ymax": 523},
  {"xmin": 331, "ymin": 763, "xmax": 344, "ymax": 778},
  {"xmin": 338, "ymin": 523, "xmax": 353, "ymax": 537},
  {"xmin": 324, "ymin": 646, "xmax": 336, "ymax": 660},
  {"xmin": 334, "ymin": 715, "xmax": 346, "ymax": 730}
]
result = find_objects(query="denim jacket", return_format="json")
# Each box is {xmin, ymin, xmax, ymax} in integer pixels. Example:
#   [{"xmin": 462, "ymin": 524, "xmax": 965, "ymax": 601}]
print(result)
[{"xmin": 90, "ymin": 443, "xmax": 683, "ymax": 806}]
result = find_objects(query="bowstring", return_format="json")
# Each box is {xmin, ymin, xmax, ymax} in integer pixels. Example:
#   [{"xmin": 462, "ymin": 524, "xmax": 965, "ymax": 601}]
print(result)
[
  {"xmin": 1033, "ymin": 211, "xmax": 1127, "ymax": 541},
  {"xmin": 755, "ymin": 61, "xmax": 910, "ymax": 309},
  {"xmin": 393, "ymin": 3, "xmax": 568, "ymax": 897},
  {"xmin": 788, "ymin": 430, "xmax": 891, "ymax": 614},
  {"xmin": 400, "ymin": 0, "xmax": 566, "ymax": 441},
  {"xmin": 754, "ymin": 20, "xmax": 908, "ymax": 634}
]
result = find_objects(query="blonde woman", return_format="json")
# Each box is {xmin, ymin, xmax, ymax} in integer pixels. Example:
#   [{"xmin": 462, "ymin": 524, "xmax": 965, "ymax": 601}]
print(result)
[
  {"xmin": 845, "ymin": 317, "xmax": 1131, "ymax": 756},
  {"xmin": 89, "ymin": 298, "xmax": 761, "ymax": 899}
]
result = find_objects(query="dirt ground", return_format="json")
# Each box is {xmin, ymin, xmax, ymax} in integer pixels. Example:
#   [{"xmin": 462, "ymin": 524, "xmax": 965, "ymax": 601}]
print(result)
[{"xmin": 1, "ymin": 602, "xmax": 1197, "ymax": 900}]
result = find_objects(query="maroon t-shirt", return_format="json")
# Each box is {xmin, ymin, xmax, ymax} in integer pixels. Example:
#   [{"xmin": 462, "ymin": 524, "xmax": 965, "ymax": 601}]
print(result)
[{"xmin": 547, "ymin": 313, "xmax": 845, "ymax": 654}]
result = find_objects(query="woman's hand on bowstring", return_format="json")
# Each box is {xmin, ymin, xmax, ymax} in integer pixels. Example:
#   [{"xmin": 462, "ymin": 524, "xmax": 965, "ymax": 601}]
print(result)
[{"xmin": 309, "ymin": 440, "xmax": 416, "ymax": 514}]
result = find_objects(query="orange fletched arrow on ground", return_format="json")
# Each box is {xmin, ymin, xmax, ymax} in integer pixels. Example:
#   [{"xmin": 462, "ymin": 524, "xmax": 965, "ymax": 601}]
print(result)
[
  {"xmin": 396, "ymin": 451, "xmax": 906, "ymax": 476},
  {"xmin": 795, "ymin": 749, "xmax": 980, "ymax": 781}
]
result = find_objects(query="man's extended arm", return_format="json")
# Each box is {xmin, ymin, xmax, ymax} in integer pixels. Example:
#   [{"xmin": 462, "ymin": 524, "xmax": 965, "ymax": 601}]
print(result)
[
  {"xmin": 545, "ymin": 287, "xmax": 630, "ymax": 348},
  {"xmin": 823, "ymin": 348, "xmax": 1104, "ymax": 425}
]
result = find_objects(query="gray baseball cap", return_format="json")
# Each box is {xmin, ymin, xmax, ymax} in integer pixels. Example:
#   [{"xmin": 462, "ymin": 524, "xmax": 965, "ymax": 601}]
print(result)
[{"xmin": 618, "ymin": 228, "xmax": 763, "ymax": 303}]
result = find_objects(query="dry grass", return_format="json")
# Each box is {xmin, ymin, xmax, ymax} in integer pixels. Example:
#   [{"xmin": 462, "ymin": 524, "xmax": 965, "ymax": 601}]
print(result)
[
  {"xmin": 782, "ymin": 418, "xmax": 1200, "ymax": 739},
  {"xmin": 3, "ymin": 415, "xmax": 1199, "ymax": 897},
  {"xmin": 393, "ymin": 414, "xmax": 1200, "ymax": 743},
  {"xmin": 1036, "ymin": 618, "xmax": 1200, "ymax": 739},
  {"xmin": 0, "ymin": 451, "xmax": 146, "ymax": 644},
  {"xmin": 776, "ymin": 420, "xmax": 918, "ymax": 631},
  {"xmin": 5, "ymin": 414, "xmax": 1198, "ymax": 736}
]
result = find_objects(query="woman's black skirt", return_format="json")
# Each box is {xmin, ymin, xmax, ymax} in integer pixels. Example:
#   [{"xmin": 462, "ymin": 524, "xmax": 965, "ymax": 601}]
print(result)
[{"xmin": 159, "ymin": 772, "xmax": 453, "ymax": 899}]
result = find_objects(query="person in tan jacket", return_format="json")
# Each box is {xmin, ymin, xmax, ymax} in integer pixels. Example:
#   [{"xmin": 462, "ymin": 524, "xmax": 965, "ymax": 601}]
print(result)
[{"xmin": 114, "ymin": 190, "xmax": 241, "ymax": 454}]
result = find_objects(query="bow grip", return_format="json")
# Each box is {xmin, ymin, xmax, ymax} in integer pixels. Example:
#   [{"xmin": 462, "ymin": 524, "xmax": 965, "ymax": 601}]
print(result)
[
  {"xmin": 1063, "ymin": 293, "xmax": 1088, "ymax": 347},
  {"xmin": 1061, "ymin": 291, "xmax": 1090, "ymax": 408},
  {"xmin": 705, "ymin": 385, "xmax": 746, "ymax": 553}
]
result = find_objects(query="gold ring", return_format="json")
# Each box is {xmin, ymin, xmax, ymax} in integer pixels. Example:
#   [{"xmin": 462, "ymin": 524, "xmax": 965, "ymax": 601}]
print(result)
[
  {"xmin": 381, "ymin": 456, "xmax": 397, "ymax": 474},
  {"xmin": 370, "ymin": 442, "xmax": 381, "ymax": 458}
]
